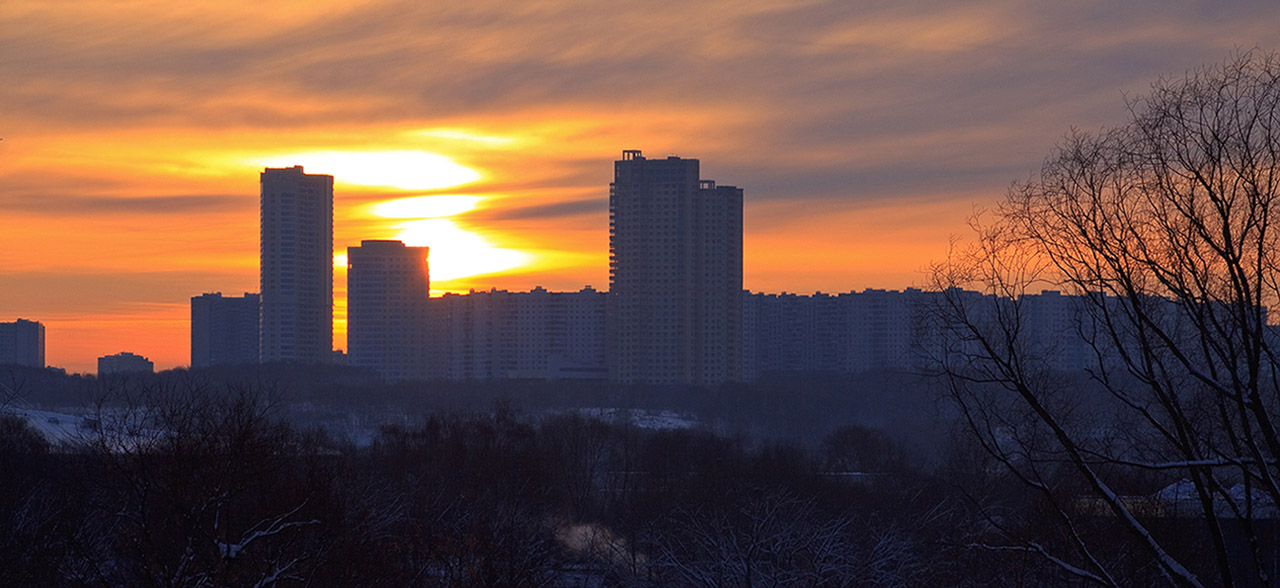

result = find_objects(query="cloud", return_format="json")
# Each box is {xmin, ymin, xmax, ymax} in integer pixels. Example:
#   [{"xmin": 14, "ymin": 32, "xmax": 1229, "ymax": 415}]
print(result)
[
  {"xmin": 471, "ymin": 197, "xmax": 606, "ymax": 223},
  {"xmin": 5, "ymin": 0, "xmax": 1279, "ymax": 206},
  {"xmin": 0, "ymin": 193, "xmax": 250, "ymax": 216},
  {"xmin": 0, "ymin": 270, "xmax": 253, "ymax": 315},
  {"xmin": 6, "ymin": 0, "xmax": 1275, "ymax": 146}
]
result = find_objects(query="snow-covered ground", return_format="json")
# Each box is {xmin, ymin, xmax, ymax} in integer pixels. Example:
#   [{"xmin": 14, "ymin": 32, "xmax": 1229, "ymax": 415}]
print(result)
[
  {"xmin": 553, "ymin": 407, "xmax": 699, "ymax": 430},
  {"xmin": 4, "ymin": 407, "xmax": 93, "ymax": 447},
  {"xmin": 5, "ymin": 402, "xmax": 702, "ymax": 452}
]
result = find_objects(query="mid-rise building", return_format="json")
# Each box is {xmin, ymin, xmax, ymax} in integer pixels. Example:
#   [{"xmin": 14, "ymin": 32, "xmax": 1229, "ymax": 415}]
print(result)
[
  {"xmin": 191, "ymin": 292, "xmax": 260, "ymax": 367},
  {"xmin": 0, "ymin": 319, "xmax": 44, "ymax": 368},
  {"xmin": 511, "ymin": 286, "xmax": 607, "ymax": 379},
  {"xmin": 432, "ymin": 287, "xmax": 607, "ymax": 381},
  {"xmin": 347, "ymin": 240, "xmax": 431, "ymax": 381},
  {"xmin": 98, "ymin": 352, "xmax": 154, "ymax": 375},
  {"xmin": 1020, "ymin": 290, "xmax": 1091, "ymax": 373},
  {"xmin": 260, "ymin": 166, "xmax": 334, "ymax": 364},
  {"xmin": 608, "ymin": 150, "xmax": 743, "ymax": 385},
  {"xmin": 743, "ymin": 288, "xmax": 964, "ymax": 378},
  {"xmin": 432, "ymin": 289, "xmax": 508, "ymax": 381},
  {"xmin": 846, "ymin": 288, "xmax": 931, "ymax": 373}
]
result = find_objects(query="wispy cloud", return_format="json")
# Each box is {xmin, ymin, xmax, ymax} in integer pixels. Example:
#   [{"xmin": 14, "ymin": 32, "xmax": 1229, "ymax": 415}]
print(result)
[
  {"xmin": 0, "ymin": 192, "xmax": 249, "ymax": 215},
  {"xmin": 470, "ymin": 198, "xmax": 605, "ymax": 223}
]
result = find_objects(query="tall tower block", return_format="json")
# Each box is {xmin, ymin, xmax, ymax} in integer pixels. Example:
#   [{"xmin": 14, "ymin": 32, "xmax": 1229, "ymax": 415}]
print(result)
[
  {"xmin": 608, "ymin": 150, "xmax": 743, "ymax": 385},
  {"xmin": 260, "ymin": 166, "xmax": 334, "ymax": 364}
]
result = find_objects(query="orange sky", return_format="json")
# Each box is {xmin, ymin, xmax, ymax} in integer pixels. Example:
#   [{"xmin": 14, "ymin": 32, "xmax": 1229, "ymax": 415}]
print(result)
[{"xmin": 3, "ymin": 0, "xmax": 1279, "ymax": 373}]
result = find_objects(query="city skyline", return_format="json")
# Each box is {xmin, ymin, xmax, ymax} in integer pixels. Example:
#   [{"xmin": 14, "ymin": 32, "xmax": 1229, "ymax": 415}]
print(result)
[{"xmin": 3, "ymin": 1, "xmax": 1280, "ymax": 372}]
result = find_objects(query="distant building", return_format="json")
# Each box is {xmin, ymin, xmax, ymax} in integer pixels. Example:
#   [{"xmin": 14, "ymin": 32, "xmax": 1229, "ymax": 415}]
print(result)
[
  {"xmin": 741, "ymin": 287, "xmax": 1157, "ymax": 379},
  {"xmin": 432, "ymin": 289, "xmax": 508, "ymax": 381},
  {"xmin": 347, "ymin": 240, "xmax": 431, "ymax": 381},
  {"xmin": 1020, "ymin": 290, "xmax": 1091, "ymax": 373},
  {"xmin": 510, "ymin": 286, "xmax": 607, "ymax": 379},
  {"xmin": 0, "ymin": 319, "xmax": 44, "ymax": 368},
  {"xmin": 432, "ymin": 286, "xmax": 607, "ymax": 381},
  {"xmin": 608, "ymin": 150, "xmax": 743, "ymax": 385},
  {"xmin": 743, "ymin": 292, "xmax": 843, "ymax": 378},
  {"xmin": 98, "ymin": 352, "xmax": 154, "ymax": 375},
  {"xmin": 190, "ymin": 292, "xmax": 260, "ymax": 367},
  {"xmin": 846, "ymin": 288, "xmax": 932, "ymax": 373},
  {"xmin": 742, "ymin": 288, "xmax": 962, "ymax": 378},
  {"xmin": 260, "ymin": 166, "xmax": 334, "ymax": 364}
]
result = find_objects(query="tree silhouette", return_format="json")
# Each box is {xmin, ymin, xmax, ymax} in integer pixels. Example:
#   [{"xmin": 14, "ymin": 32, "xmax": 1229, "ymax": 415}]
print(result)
[{"xmin": 931, "ymin": 51, "xmax": 1280, "ymax": 587}]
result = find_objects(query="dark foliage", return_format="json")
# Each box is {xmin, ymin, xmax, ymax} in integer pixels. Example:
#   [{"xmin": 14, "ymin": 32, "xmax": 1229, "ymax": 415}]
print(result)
[{"xmin": 0, "ymin": 374, "xmax": 978, "ymax": 587}]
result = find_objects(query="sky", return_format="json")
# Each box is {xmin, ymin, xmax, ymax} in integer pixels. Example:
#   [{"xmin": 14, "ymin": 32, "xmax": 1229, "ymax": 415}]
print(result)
[{"xmin": 3, "ymin": 0, "xmax": 1280, "ymax": 373}]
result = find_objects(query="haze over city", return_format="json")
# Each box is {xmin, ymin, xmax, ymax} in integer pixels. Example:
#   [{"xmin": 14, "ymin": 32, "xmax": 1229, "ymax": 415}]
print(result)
[{"xmin": 3, "ymin": 1, "xmax": 1280, "ymax": 372}]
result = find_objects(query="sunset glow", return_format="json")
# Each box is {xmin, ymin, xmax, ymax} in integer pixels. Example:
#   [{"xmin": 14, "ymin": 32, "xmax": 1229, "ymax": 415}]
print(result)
[
  {"xmin": 257, "ymin": 151, "xmax": 481, "ymax": 191},
  {"xmin": 3, "ymin": 1, "xmax": 1278, "ymax": 372},
  {"xmin": 394, "ymin": 219, "xmax": 531, "ymax": 282},
  {"xmin": 370, "ymin": 195, "xmax": 484, "ymax": 219}
]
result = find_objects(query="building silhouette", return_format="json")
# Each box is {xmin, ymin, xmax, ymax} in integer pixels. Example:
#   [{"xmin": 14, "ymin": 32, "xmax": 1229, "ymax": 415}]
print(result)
[
  {"xmin": 260, "ymin": 166, "xmax": 334, "ymax": 364},
  {"xmin": 742, "ymin": 289, "xmax": 937, "ymax": 378},
  {"xmin": 98, "ymin": 352, "xmax": 153, "ymax": 375},
  {"xmin": 418, "ymin": 285, "xmax": 1113, "ymax": 383},
  {"xmin": 347, "ymin": 240, "xmax": 430, "ymax": 381},
  {"xmin": 608, "ymin": 150, "xmax": 743, "ymax": 385},
  {"xmin": 739, "ymin": 288, "xmax": 1129, "ymax": 379},
  {"xmin": 431, "ymin": 286, "xmax": 607, "ymax": 381},
  {"xmin": 190, "ymin": 292, "xmax": 260, "ymax": 367},
  {"xmin": 0, "ymin": 319, "xmax": 44, "ymax": 368}
]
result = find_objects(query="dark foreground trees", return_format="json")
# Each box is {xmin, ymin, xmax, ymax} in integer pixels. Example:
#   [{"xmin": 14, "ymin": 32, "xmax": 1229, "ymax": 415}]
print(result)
[
  {"xmin": 1, "ymin": 381, "xmax": 967, "ymax": 587},
  {"xmin": 931, "ymin": 51, "xmax": 1280, "ymax": 587}
]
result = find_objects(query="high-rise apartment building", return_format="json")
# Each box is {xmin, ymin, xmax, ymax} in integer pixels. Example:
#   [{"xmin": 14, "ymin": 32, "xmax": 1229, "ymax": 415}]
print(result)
[
  {"xmin": 608, "ymin": 150, "xmax": 743, "ymax": 385},
  {"xmin": 0, "ymin": 319, "xmax": 45, "ymax": 368},
  {"xmin": 260, "ymin": 166, "xmax": 334, "ymax": 364},
  {"xmin": 347, "ymin": 240, "xmax": 431, "ymax": 381},
  {"xmin": 191, "ymin": 292, "xmax": 260, "ymax": 367}
]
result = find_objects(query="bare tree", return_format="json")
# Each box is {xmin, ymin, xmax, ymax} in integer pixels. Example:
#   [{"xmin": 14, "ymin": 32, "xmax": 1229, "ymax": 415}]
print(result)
[
  {"xmin": 541, "ymin": 412, "xmax": 617, "ymax": 521},
  {"xmin": 0, "ymin": 365, "xmax": 37, "ymax": 409},
  {"xmin": 930, "ymin": 51, "xmax": 1280, "ymax": 587},
  {"xmin": 648, "ymin": 485, "xmax": 938, "ymax": 588},
  {"xmin": 651, "ymin": 488, "xmax": 857, "ymax": 588},
  {"xmin": 74, "ymin": 381, "xmax": 331, "ymax": 588}
]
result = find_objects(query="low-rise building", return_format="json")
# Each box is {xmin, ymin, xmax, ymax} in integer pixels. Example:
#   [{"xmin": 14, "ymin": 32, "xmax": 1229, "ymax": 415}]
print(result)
[{"xmin": 98, "ymin": 352, "xmax": 154, "ymax": 375}]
